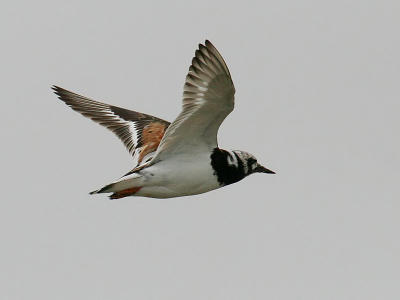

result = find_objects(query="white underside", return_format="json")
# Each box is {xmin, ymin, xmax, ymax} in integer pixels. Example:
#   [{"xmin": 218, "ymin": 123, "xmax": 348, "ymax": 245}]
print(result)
[{"xmin": 100, "ymin": 152, "xmax": 221, "ymax": 198}]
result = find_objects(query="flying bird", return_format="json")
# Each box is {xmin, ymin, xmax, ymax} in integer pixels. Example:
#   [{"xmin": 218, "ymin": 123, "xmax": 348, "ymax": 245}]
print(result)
[{"xmin": 53, "ymin": 40, "xmax": 275, "ymax": 199}]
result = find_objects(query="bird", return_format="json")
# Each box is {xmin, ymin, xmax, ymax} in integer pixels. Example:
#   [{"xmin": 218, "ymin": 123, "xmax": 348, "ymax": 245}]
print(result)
[{"xmin": 52, "ymin": 40, "xmax": 275, "ymax": 199}]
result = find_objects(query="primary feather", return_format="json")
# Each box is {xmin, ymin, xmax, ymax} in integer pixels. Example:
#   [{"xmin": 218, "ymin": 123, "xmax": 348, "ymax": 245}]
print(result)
[{"xmin": 52, "ymin": 86, "xmax": 170, "ymax": 167}]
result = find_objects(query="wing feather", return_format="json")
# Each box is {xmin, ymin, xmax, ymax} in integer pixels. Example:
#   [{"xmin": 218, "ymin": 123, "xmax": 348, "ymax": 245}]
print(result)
[
  {"xmin": 52, "ymin": 86, "xmax": 170, "ymax": 166},
  {"xmin": 152, "ymin": 40, "xmax": 235, "ymax": 161}
]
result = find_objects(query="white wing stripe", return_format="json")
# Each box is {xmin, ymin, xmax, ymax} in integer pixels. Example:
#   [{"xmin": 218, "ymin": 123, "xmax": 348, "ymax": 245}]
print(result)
[
  {"xmin": 53, "ymin": 85, "xmax": 170, "ymax": 167},
  {"xmin": 129, "ymin": 122, "xmax": 138, "ymax": 146}
]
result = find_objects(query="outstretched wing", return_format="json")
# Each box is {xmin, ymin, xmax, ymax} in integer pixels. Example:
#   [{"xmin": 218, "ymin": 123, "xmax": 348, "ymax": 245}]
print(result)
[
  {"xmin": 151, "ymin": 40, "xmax": 235, "ymax": 162},
  {"xmin": 52, "ymin": 86, "xmax": 170, "ymax": 167}
]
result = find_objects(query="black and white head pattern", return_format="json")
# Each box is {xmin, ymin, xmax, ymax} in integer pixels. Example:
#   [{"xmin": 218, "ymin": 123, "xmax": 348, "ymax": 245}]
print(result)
[
  {"xmin": 231, "ymin": 150, "xmax": 259, "ymax": 174},
  {"xmin": 210, "ymin": 148, "xmax": 259, "ymax": 186}
]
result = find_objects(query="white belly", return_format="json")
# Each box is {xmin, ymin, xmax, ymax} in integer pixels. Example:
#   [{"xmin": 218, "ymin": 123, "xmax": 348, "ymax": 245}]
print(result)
[{"xmin": 135, "ymin": 155, "xmax": 220, "ymax": 198}]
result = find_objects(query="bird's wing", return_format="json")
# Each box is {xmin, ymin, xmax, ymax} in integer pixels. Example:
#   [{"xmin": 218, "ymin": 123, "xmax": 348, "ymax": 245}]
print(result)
[
  {"xmin": 151, "ymin": 40, "xmax": 235, "ymax": 162},
  {"xmin": 53, "ymin": 86, "xmax": 170, "ymax": 167}
]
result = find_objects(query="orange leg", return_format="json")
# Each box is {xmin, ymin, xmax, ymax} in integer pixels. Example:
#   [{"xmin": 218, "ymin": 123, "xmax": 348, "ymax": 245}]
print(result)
[{"xmin": 109, "ymin": 187, "xmax": 142, "ymax": 199}]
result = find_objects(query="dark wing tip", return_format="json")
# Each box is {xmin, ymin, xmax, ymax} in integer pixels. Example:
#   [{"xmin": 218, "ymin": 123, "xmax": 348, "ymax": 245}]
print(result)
[
  {"xmin": 51, "ymin": 85, "xmax": 68, "ymax": 100},
  {"xmin": 51, "ymin": 85, "xmax": 59, "ymax": 94},
  {"xmin": 198, "ymin": 43, "xmax": 208, "ymax": 53},
  {"xmin": 51, "ymin": 86, "xmax": 73, "ymax": 106},
  {"xmin": 51, "ymin": 85, "xmax": 62, "ymax": 93}
]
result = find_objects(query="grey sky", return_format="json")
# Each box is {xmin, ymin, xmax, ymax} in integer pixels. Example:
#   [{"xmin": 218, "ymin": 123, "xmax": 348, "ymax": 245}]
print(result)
[{"xmin": 1, "ymin": 0, "xmax": 399, "ymax": 299}]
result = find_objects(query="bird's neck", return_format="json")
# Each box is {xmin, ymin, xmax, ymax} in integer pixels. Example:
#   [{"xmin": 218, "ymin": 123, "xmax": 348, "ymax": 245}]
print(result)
[{"xmin": 210, "ymin": 148, "xmax": 246, "ymax": 186}]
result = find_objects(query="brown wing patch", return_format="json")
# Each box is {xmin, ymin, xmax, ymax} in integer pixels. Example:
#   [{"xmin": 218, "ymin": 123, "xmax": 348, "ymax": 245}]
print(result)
[{"xmin": 137, "ymin": 122, "xmax": 167, "ymax": 164}]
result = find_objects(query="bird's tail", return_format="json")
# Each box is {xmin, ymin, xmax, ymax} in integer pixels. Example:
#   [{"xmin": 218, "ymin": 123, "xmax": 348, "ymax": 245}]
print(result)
[
  {"xmin": 89, "ymin": 183, "xmax": 115, "ymax": 195},
  {"xmin": 89, "ymin": 173, "xmax": 144, "ymax": 195}
]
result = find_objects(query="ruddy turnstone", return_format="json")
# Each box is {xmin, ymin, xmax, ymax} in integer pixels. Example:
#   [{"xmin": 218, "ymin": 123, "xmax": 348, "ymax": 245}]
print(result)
[{"xmin": 53, "ymin": 40, "xmax": 275, "ymax": 199}]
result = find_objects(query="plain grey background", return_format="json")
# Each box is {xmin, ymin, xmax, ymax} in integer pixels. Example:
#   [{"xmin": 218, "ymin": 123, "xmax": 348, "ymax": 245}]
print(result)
[{"xmin": 1, "ymin": 0, "xmax": 399, "ymax": 299}]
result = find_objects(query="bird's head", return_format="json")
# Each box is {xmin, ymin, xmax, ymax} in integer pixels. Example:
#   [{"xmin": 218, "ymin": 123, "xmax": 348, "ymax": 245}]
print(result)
[{"xmin": 233, "ymin": 150, "xmax": 275, "ymax": 176}]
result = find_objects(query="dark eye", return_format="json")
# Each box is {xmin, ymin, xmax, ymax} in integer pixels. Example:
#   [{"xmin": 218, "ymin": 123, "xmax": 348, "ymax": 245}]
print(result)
[{"xmin": 248, "ymin": 158, "xmax": 256, "ymax": 166}]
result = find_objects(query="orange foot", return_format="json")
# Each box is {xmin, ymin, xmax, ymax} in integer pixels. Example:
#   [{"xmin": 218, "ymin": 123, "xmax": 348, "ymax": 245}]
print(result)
[{"xmin": 109, "ymin": 187, "xmax": 142, "ymax": 199}]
